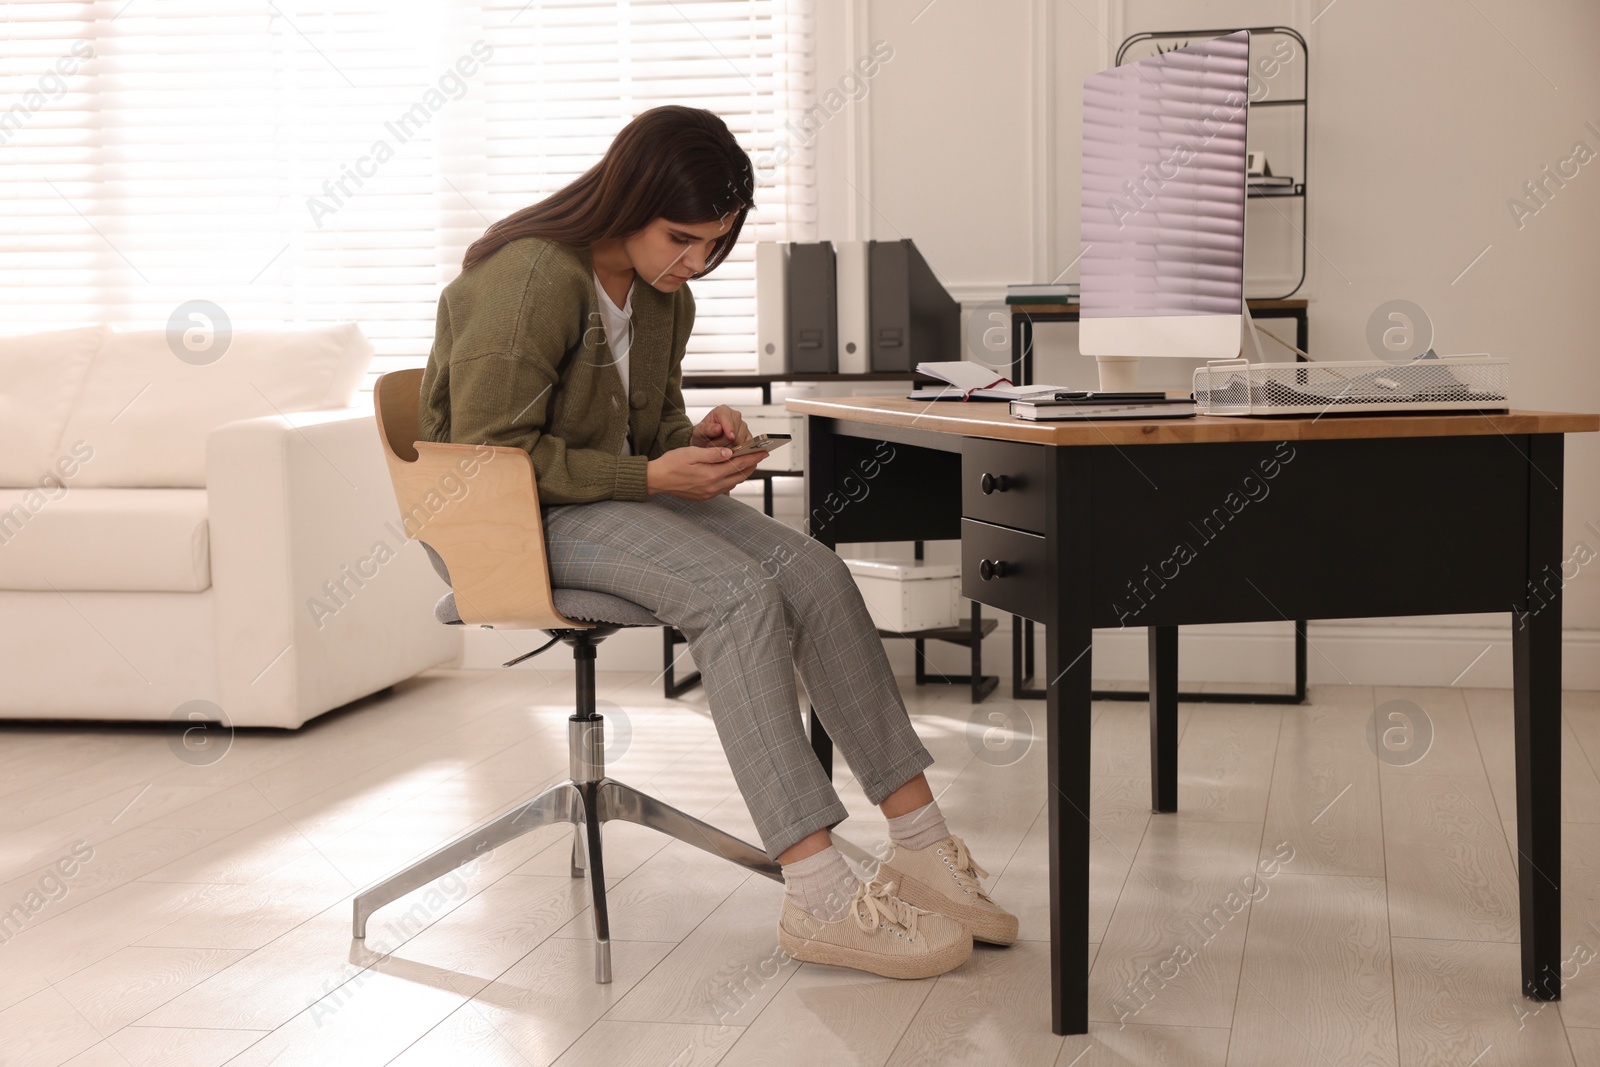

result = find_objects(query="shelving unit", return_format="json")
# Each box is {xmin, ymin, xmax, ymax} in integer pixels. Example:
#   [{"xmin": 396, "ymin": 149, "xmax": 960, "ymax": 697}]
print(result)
[
  {"xmin": 661, "ymin": 370, "xmax": 1000, "ymax": 704},
  {"xmin": 1002, "ymin": 27, "xmax": 1315, "ymax": 704},
  {"xmin": 877, "ymin": 544, "xmax": 998, "ymax": 704},
  {"xmin": 1005, "ymin": 299, "xmax": 1310, "ymax": 707}
]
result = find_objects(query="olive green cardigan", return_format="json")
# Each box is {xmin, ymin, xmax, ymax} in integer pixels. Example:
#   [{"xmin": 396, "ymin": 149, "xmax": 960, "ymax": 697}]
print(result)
[{"xmin": 417, "ymin": 236, "xmax": 697, "ymax": 504}]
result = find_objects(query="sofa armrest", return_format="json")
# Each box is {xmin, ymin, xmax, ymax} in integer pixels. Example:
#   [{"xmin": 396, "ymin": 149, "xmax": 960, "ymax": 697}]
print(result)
[{"xmin": 207, "ymin": 407, "xmax": 461, "ymax": 728}]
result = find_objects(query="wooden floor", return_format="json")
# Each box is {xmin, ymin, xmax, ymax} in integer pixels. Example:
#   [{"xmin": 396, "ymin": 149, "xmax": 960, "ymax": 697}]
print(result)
[{"xmin": 3, "ymin": 668, "xmax": 1600, "ymax": 1066}]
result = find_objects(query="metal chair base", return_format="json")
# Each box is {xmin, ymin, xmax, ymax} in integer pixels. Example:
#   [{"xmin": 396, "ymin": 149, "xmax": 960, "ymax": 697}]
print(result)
[
  {"xmin": 354, "ymin": 628, "xmax": 781, "ymax": 983},
  {"xmin": 351, "ymin": 724, "xmax": 781, "ymax": 983}
]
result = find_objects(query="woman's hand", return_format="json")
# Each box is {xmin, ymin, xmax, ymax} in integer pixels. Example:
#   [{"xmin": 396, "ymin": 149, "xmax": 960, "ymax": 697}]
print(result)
[
  {"xmin": 646, "ymin": 445, "xmax": 765, "ymax": 500},
  {"xmin": 689, "ymin": 404, "xmax": 750, "ymax": 450}
]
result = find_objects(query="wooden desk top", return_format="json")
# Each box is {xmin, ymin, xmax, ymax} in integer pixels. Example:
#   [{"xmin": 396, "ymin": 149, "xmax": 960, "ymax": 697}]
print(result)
[{"xmin": 785, "ymin": 395, "xmax": 1600, "ymax": 446}]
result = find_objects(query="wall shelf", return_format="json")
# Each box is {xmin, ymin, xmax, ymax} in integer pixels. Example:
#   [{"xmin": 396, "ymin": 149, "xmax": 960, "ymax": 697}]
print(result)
[{"xmin": 1116, "ymin": 25, "xmax": 1310, "ymax": 299}]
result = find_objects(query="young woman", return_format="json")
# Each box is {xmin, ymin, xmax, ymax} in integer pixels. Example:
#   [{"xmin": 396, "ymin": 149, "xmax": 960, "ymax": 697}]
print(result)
[{"xmin": 418, "ymin": 105, "xmax": 1016, "ymax": 979}]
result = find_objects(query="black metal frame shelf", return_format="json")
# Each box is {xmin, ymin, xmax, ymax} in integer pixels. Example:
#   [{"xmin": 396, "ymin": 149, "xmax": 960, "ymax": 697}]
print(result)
[
  {"xmin": 1117, "ymin": 25, "xmax": 1310, "ymax": 300},
  {"xmin": 663, "ymin": 371, "xmax": 999, "ymax": 703},
  {"xmin": 879, "ymin": 605, "xmax": 999, "ymax": 705},
  {"xmin": 1005, "ymin": 299, "xmax": 1312, "ymax": 707}
]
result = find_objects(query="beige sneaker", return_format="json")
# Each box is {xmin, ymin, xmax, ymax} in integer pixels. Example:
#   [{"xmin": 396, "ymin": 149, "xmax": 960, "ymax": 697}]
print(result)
[
  {"xmin": 776, "ymin": 879, "xmax": 973, "ymax": 980},
  {"xmin": 878, "ymin": 834, "xmax": 1019, "ymax": 946}
]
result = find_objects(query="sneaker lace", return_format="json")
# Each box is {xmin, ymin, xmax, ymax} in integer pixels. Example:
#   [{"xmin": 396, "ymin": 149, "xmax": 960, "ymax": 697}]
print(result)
[
  {"xmin": 853, "ymin": 879, "xmax": 923, "ymax": 940},
  {"xmin": 945, "ymin": 835, "xmax": 995, "ymax": 902}
]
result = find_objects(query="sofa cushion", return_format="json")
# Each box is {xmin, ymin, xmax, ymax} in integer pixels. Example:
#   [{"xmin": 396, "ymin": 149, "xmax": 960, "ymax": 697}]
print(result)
[
  {"xmin": 54, "ymin": 322, "xmax": 373, "ymax": 488},
  {"xmin": 0, "ymin": 488, "xmax": 210, "ymax": 592},
  {"xmin": 0, "ymin": 325, "xmax": 106, "ymax": 487}
]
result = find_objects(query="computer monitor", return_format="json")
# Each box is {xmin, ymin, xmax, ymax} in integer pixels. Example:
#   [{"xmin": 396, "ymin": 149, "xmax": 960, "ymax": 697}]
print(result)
[{"xmin": 1078, "ymin": 30, "xmax": 1251, "ymax": 391}]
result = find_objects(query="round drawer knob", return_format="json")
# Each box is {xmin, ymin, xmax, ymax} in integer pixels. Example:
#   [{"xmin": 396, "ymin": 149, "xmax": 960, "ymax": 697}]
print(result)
[
  {"xmin": 978, "ymin": 559, "xmax": 1010, "ymax": 581},
  {"xmin": 980, "ymin": 472, "xmax": 1011, "ymax": 495}
]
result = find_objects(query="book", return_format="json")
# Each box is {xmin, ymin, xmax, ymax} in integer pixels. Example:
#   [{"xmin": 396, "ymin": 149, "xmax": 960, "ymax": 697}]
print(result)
[
  {"xmin": 907, "ymin": 360, "xmax": 1063, "ymax": 401},
  {"xmin": 1247, "ymin": 174, "xmax": 1295, "ymax": 187},
  {"xmin": 1041, "ymin": 390, "xmax": 1173, "ymax": 403},
  {"xmin": 1004, "ymin": 293, "xmax": 1078, "ymax": 305},
  {"xmin": 1005, "ymin": 282, "xmax": 1078, "ymax": 305},
  {"xmin": 910, "ymin": 385, "xmax": 1063, "ymax": 401},
  {"xmin": 1007, "ymin": 282, "xmax": 1079, "ymax": 295},
  {"xmin": 1009, "ymin": 396, "xmax": 1196, "ymax": 421}
]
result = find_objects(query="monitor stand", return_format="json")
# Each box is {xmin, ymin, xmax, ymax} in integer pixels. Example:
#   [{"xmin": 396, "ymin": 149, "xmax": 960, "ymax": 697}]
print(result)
[
  {"xmin": 1240, "ymin": 303, "xmax": 1310, "ymax": 361},
  {"xmin": 1095, "ymin": 355, "xmax": 1140, "ymax": 391}
]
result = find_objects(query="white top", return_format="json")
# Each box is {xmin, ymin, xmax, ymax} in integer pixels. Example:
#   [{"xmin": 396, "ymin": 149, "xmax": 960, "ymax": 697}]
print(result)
[{"xmin": 593, "ymin": 269, "xmax": 634, "ymax": 456}]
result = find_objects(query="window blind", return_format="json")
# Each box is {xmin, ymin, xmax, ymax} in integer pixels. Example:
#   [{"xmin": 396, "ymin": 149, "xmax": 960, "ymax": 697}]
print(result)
[{"xmin": 1, "ymin": 0, "xmax": 817, "ymax": 396}]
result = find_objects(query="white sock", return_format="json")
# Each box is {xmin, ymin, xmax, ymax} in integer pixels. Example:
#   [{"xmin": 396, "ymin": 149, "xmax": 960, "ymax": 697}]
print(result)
[
  {"xmin": 887, "ymin": 799, "xmax": 949, "ymax": 852},
  {"xmin": 781, "ymin": 845, "xmax": 859, "ymax": 921}
]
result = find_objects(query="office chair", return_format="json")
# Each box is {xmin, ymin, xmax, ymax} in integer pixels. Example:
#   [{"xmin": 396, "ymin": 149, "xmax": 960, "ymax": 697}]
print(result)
[{"xmin": 352, "ymin": 369, "xmax": 781, "ymax": 982}]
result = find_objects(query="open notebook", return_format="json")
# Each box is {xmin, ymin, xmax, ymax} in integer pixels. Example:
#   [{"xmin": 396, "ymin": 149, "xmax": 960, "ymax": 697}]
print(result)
[{"xmin": 906, "ymin": 360, "xmax": 1062, "ymax": 401}]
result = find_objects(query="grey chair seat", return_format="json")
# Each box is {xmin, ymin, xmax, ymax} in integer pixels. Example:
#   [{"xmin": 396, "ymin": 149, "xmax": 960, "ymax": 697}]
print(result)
[
  {"xmin": 432, "ymin": 588, "xmax": 662, "ymax": 628},
  {"xmin": 421, "ymin": 541, "xmax": 661, "ymax": 628}
]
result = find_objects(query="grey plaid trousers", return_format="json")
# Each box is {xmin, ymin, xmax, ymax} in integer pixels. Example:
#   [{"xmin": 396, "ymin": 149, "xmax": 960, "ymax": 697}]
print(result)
[{"xmin": 541, "ymin": 492, "xmax": 935, "ymax": 861}]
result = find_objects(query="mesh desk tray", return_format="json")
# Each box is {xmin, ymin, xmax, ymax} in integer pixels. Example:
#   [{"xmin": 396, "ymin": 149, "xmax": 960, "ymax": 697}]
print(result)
[{"xmin": 1192, "ymin": 356, "xmax": 1510, "ymax": 416}]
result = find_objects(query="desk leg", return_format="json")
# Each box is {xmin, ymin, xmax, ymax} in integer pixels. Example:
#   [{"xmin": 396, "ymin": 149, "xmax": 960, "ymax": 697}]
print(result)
[
  {"xmin": 1516, "ymin": 434, "xmax": 1562, "ymax": 1001},
  {"xmin": 1047, "ymin": 616, "xmax": 1093, "ymax": 1035},
  {"xmin": 1048, "ymin": 447, "xmax": 1092, "ymax": 1036},
  {"xmin": 806, "ymin": 415, "xmax": 836, "ymax": 780},
  {"xmin": 1149, "ymin": 626, "xmax": 1179, "ymax": 813}
]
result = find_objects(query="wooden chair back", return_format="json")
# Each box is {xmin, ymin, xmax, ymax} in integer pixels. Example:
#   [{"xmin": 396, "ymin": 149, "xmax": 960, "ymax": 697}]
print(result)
[{"xmin": 373, "ymin": 369, "xmax": 588, "ymax": 630}]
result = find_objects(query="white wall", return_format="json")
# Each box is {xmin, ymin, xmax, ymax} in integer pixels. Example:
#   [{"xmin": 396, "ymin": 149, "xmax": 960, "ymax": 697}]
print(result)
[
  {"xmin": 460, "ymin": 0, "xmax": 1600, "ymax": 690},
  {"xmin": 804, "ymin": 0, "xmax": 1600, "ymax": 689}
]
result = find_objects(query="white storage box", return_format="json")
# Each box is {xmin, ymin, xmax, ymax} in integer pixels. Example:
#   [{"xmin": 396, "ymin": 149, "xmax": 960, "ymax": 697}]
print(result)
[
  {"xmin": 843, "ymin": 558, "xmax": 962, "ymax": 632},
  {"xmin": 744, "ymin": 404, "xmax": 806, "ymax": 472}
]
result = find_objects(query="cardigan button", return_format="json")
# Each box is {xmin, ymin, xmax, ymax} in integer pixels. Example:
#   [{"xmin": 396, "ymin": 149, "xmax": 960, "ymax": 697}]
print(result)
[{"xmin": 630, "ymin": 390, "xmax": 649, "ymax": 409}]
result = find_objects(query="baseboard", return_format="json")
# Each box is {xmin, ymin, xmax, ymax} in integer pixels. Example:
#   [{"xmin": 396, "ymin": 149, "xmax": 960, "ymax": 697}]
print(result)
[
  {"xmin": 456, "ymin": 617, "xmax": 1600, "ymax": 692},
  {"xmin": 1077, "ymin": 619, "xmax": 1600, "ymax": 691}
]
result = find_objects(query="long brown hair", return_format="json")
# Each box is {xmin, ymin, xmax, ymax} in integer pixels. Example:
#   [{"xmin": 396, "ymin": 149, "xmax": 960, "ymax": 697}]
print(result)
[{"xmin": 462, "ymin": 105, "xmax": 755, "ymax": 274}]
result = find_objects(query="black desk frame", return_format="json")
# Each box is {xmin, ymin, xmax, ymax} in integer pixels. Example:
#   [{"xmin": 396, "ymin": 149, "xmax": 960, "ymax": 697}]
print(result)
[
  {"xmin": 1008, "ymin": 301, "xmax": 1312, "ymax": 707},
  {"xmin": 803, "ymin": 412, "xmax": 1565, "ymax": 1036}
]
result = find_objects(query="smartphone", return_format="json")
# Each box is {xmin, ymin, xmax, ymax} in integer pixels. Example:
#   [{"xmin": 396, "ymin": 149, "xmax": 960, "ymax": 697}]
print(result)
[{"xmin": 727, "ymin": 433, "xmax": 792, "ymax": 458}]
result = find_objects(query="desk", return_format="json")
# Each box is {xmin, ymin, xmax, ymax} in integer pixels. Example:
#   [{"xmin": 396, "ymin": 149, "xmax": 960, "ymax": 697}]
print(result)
[{"xmin": 788, "ymin": 395, "xmax": 1598, "ymax": 1036}]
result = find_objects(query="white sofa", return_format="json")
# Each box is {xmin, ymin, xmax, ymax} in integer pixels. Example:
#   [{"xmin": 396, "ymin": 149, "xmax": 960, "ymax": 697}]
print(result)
[{"xmin": 0, "ymin": 323, "xmax": 461, "ymax": 729}]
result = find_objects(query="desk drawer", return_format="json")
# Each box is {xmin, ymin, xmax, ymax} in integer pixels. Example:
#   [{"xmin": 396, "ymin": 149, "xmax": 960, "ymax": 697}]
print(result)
[
  {"xmin": 962, "ymin": 438, "xmax": 1047, "ymax": 534},
  {"xmin": 961, "ymin": 518, "xmax": 1050, "ymax": 623}
]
